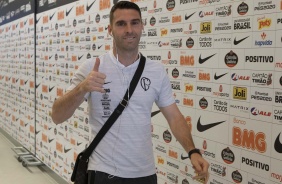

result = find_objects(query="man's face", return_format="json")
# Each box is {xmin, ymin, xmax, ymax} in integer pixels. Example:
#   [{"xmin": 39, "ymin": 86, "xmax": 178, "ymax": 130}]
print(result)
[{"xmin": 110, "ymin": 9, "xmax": 143, "ymax": 52}]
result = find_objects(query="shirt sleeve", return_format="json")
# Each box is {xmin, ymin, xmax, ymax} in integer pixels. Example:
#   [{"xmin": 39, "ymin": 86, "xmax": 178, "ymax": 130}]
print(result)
[{"xmin": 155, "ymin": 65, "xmax": 175, "ymax": 108}]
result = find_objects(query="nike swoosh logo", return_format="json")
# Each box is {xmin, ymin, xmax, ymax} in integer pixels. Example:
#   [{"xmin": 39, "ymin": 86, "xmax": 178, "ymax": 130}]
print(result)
[
  {"xmin": 35, "ymin": 130, "xmax": 41, "ymax": 135},
  {"xmin": 233, "ymin": 36, "xmax": 249, "ymax": 45},
  {"xmin": 214, "ymin": 72, "xmax": 228, "ymax": 80},
  {"xmin": 35, "ymin": 83, "xmax": 41, "ymax": 89},
  {"xmin": 151, "ymin": 110, "xmax": 161, "ymax": 117},
  {"xmin": 104, "ymin": 81, "xmax": 112, "ymax": 85},
  {"xmin": 16, "ymin": 23, "xmax": 19, "ymax": 28},
  {"xmin": 49, "ymin": 13, "xmax": 55, "ymax": 20},
  {"xmin": 36, "ymin": 17, "xmax": 41, "ymax": 24},
  {"xmin": 77, "ymin": 142, "xmax": 82, "ymax": 146},
  {"xmin": 197, "ymin": 116, "xmax": 225, "ymax": 132},
  {"xmin": 181, "ymin": 154, "xmax": 189, "ymax": 160},
  {"xmin": 16, "ymin": 78, "xmax": 19, "ymax": 82},
  {"xmin": 49, "ymin": 86, "xmax": 55, "ymax": 92},
  {"xmin": 64, "ymin": 148, "xmax": 72, "ymax": 153},
  {"xmin": 199, "ymin": 53, "xmax": 216, "ymax": 64},
  {"xmin": 274, "ymin": 133, "xmax": 282, "ymax": 153},
  {"xmin": 98, "ymin": 45, "xmax": 103, "ymax": 49},
  {"xmin": 185, "ymin": 12, "xmax": 196, "ymax": 20},
  {"xmin": 24, "ymin": 20, "xmax": 28, "ymax": 25},
  {"xmin": 48, "ymin": 127, "xmax": 52, "ymax": 130},
  {"xmin": 48, "ymin": 139, "xmax": 54, "ymax": 143},
  {"xmin": 78, "ymin": 55, "xmax": 84, "ymax": 60},
  {"xmin": 49, "ymin": 55, "xmax": 53, "ymax": 59},
  {"xmin": 66, "ymin": 7, "xmax": 73, "ymax": 17},
  {"xmin": 25, "ymin": 80, "xmax": 28, "ymax": 84},
  {"xmin": 70, "ymin": 31, "xmax": 74, "ymax": 35},
  {"xmin": 86, "ymin": 0, "xmax": 96, "ymax": 11}
]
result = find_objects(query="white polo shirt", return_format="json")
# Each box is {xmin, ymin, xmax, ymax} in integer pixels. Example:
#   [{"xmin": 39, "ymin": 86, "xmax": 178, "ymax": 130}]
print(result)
[{"xmin": 68, "ymin": 50, "xmax": 174, "ymax": 178}]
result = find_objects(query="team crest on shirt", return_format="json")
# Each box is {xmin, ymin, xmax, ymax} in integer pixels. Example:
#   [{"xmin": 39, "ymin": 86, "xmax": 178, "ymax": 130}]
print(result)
[{"xmin": 140, "ymin": 77, "xmax": 151, "ymax": 91}]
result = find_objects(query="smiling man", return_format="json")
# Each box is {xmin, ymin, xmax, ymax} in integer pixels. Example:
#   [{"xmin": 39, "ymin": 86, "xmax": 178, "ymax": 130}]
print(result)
[{"xmin": 51, "ymin": 1, "xmax": 209, "ymax": 184}]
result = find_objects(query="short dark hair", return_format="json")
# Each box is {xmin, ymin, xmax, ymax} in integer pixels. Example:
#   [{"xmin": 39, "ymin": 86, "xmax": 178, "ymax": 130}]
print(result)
[{"xmin": 110, "ymin": 1, "xmax": 142, "ymax": 25}]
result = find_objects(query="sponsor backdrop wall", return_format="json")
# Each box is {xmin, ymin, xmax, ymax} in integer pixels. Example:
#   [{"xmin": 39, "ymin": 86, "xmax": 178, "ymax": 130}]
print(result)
[{"xmin": 0, "ymin": 0, "xmax": 282, "ymax": 183}]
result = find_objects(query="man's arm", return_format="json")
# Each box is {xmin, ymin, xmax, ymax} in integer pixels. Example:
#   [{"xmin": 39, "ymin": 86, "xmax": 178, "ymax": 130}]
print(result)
[
  {"xmin": 51, "ymin": 84, "xmax": 87, "ymax": 124},
  {"xmin": 51, "ymin": 58, "xmax": 106, "ymax": 124},
  {"xmin": 160, "ymin": 103, "xmax": 209, "ymax": 183}
]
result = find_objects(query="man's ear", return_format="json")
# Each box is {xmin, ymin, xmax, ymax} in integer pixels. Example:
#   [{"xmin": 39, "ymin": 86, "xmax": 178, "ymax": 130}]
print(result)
[{"xmin": 108, "ymin": 25, "xmax": 112, "ymax": 36}]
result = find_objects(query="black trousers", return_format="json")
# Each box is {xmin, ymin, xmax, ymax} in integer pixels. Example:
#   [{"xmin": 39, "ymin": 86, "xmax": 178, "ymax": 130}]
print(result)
[{"xmin": 88, "ymin": 170, "xmax": 157, "ymax": 184}]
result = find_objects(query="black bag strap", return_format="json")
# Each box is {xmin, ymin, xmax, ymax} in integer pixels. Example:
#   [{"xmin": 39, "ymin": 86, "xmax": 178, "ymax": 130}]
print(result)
[{"xmin": 81, "ymin": 54, "xmax": 146, "ymax": 161}]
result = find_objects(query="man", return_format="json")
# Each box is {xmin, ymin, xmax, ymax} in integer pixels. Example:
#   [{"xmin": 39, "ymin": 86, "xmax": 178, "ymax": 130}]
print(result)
[{"xmin": 51, "ymin": 1, "xmax": 209, "ymax": 184}]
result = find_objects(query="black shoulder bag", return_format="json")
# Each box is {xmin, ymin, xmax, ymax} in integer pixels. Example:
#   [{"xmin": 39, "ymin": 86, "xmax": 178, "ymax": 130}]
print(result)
[{"xmin": 71, "ymin": 54, "xmax": 146, "ymax": 184}]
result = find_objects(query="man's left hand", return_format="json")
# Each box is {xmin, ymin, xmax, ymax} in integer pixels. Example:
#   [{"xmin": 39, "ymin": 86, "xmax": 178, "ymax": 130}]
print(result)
[{"xmin": 190, "ymin": 153, "xmax": 210, "ymax": 184}]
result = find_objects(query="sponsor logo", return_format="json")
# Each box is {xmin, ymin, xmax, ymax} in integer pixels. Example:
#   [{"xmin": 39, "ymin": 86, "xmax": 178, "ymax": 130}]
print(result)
[
  {"xmin": 214, "ymin": 99, "xmax": 227, "ymax": 112},
  {"xmin": 186, "ymin": 37, "xmax": 194, "ymax": 48},
  {"xmin": 234, "ymin": 18, "xmax": 251, "ymax": 30},
  {"xmin": 49, "ymin": 13, "xmax": 55, "ymax": 21},
  {"xmin": 64, "ymin": 147, "xmax": 72, "ymax": 153},
  {"xmin": 246, "ymin": 55, "xmax": 274, "ymax": 63},
  {"xmin": 225, "ymin": 51, "xmax": 238, "ymax": 67},
  {"xmin": 185, "ymin": 12, "xmax": 196, "ymax": 20},
  {"xmin": 199, "ymin": 97, "xmax": 208, "ymax": 109},
  {"xmin": 150, "ymin": 16, "xmax": 156, "ymax": 26},
  {"xmin": 172, "ymin": 68, "xmax": 179, "ymax": 78},
  {"xmin": 214, "ymin": 72, "xmax": 228, "ymax": 80},
  {"xmin": 255, "ymin": 32, "xmax": 272, "ymax": 46},
  {"xmin": 199, "ymin": 11, "xmax": 214, "ymax": 18},
  {"xmin": 48, "ymin": 138, "xmax": 54, "ymax": 143},
  {"xmin": 233, "ymin": 86, "xmax": 247, "ymax": 100},
  {"xmin": 251, "ymin": 91, "xmax": 272, "ymax": 102},
  {"xmin": 274, "ymin": 133, "xmax": 282, "ymax": 153},
  {"xmin": 233, "ymin": 126, "xmax": 266, "ymax": 153},
  {"xmin": 172, "ymin": 14, "xmax": 181, "ymax": 23},
  {"xmin": 183, "ymin": 97, "xmax": 193, "ymax": 107},
  {"xmin": 163, "ymin": 130, "xmax": 172, "ymax": 143},
  {"xmin": 237, "ymin": 2, "xmax": 248, "ymax": 15},
  {"xmin": 271, "ymin": 172, "xmax": 282, "ymax": 183},
  {"xmin": 200, "ymin": 22, "xmax": 211, "ymax": 34},
  {"xmin": 66, "ymin": 7, "xmax": 73, "ymax": 17},
  {"xmin": 234, "ymin": 36, "xmax": 249, "ymax": 45},
  {"xmin": 171, "ymin": 81, "xmax": 181, "ymax": 90},
  {"xmin": 87, "ymin": 0, "xmax": 96, "ymax": 11},
  {"xmin": 258, "ymin": 17, "xmax": 271, "ymax": 30},
  {"xmin": 222, "ymin": 147, "xmax": 235, "ymax": 164},
  {"xmin": 168, "ymin": 149, "xmax": 178, "ymax": 159},
  {"xmin": 35, "ymin": 17, "xmax": 41, "ymax": 24},
  {"xmin": 197, "ymin": 86, "xmax": 212, "ymax": 92},
  {"xmin": 49, "ymin": 86, "xmax": 55, "ymax": 92},
  {"xmin": 166, "ymin": 0, "xmax": 175, "ymax": 11},
  {"xmin": 184, "ymin": 84, "xmax": 193, "ymax": 93},
  {"xmin": 210, "ymin": 163, "xmax": 226, "ymax": 177},
  {"xmin": 76, "ymin": 55, "xmax": 83, "ymax": 61},
  {"xmin": 251, "ymin": 107, "xmax": 271, "ymax": 116},
  {"xmin": 183, "ymin": 70, "xmax": 196, "ymax": 78},
  {"xmin": 197, "ymin": 116, "xmax": 225, "ymax": 132},
  {"xmin": 274, "ymin": 108, "xmax": 282, "ymax": 121},
  {"xmin": 199, "ymin": 53, "xmax": 216, "ymax": 64},
  {"xmin": 198, "ymin": 71, "xmax": 210, "ymax": 81},
  {"xmin": 252, "ymin": 72, "xmax": 272, "ymax": 86},
  {"xmin": 242, "ymin": 157, "xmax": 269, "ymax": 171},
  {"xmin": 231, "ymin": 73, "xmax": 250, "ymax": 81},
  {"xmin": 216, "ymin": 5, "xmax": 232, "ymax": 17},
  {"xmin": 214, "ymin": 22, "xmax": 232, "ymax": 31},
  {"xmin": 254, "ymin": 1, "xmax": 275, "ymax": 11},
  {"xmin": 199, "ymin": 36, "xmax": 212, "ymax": 47},
  {"xmin": 232, "ymin": 170, "xmax": 243, "ymax": 183}
]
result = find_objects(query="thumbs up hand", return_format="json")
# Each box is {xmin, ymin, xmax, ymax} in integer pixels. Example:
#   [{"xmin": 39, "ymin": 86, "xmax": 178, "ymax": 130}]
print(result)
[{"xmin": 82, "ymin": 57, "xmax": 106, "ymax": 93}]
